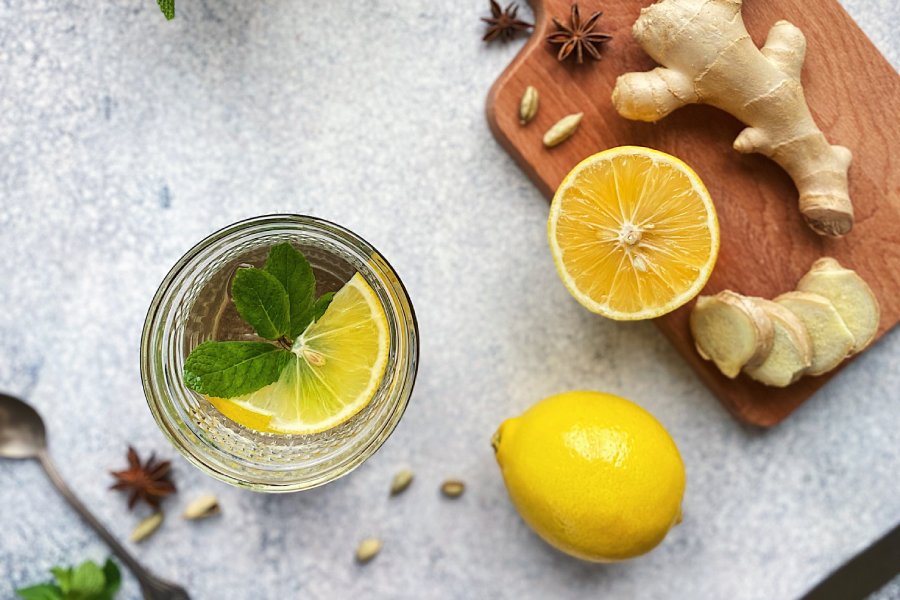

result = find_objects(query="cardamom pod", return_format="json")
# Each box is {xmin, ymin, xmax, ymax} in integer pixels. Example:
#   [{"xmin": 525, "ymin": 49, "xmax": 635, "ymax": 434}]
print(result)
[
  {"xmin": 182, "ymin": 495, "xmax": 220, "ymax": 520},
  {"xmin": 130, "ymin": 512, "xmax": 163, "ymax": 543},
  {"xmin": 519, "ymin": 86, "xmax": 539, "ymax": 125},
  {"xmin": 356, "ymin": 538, "xmax": 382, "ymax": 564},
  {"xmin": 543, "ymin": 112, "xmax": 583, "ymax": 147},
  {"xmin": 389, "ymin": 469, "xmax": 414, "ymax": 496},
  {"xmin": 441, "ymin": 479, "xmax": 465, "ymax": 498}
]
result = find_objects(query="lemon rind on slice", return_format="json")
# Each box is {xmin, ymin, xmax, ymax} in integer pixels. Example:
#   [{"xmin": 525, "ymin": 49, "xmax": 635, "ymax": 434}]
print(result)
[
  {"xmin": 207, "ymin": 395, "xmax": 275, "ymax": 433},
  {"xmin": 548, "ymin": 146, "xmax": 720, "ymax": 321}
]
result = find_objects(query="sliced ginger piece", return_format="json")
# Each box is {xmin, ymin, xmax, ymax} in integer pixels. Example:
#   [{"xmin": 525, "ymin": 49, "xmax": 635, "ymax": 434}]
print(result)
[
  {"xmin": 796, "ymin": 258, "xmax": 880, "ymax": 353},
  {"xmin": 743, "ymin": 299, "xmax": 812, "ymax": 387},
  {"xmin": 690, "ymin": 291, "xmax": 774, "ymax": 378},
  {"xmin": 775, "ymin": 291, "xmax": 854, "ymax": 376}
]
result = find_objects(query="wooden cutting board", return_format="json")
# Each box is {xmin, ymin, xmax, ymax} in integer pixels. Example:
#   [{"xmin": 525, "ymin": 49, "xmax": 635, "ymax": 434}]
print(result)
[{"xmin": 487, "ymin": 0, "xmax": 900, "ymax": 426}]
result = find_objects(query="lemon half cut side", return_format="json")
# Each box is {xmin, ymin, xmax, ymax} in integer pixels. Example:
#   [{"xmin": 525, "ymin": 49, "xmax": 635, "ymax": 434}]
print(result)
[{"xmin": 548, "ymin": 146, "xmax": 720, "ymax": 320}]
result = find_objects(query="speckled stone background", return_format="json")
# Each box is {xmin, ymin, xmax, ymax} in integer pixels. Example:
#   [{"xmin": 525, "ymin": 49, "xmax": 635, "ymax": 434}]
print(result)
[{"xmin": 1, "ymin": 1, "xmax": 898, "ymax": 598}]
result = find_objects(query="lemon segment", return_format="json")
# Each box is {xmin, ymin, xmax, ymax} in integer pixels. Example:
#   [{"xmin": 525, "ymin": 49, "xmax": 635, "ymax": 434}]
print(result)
[
  {"xmin": 209, "ymin": 272, "xmax": 390, "ymax": 435},
  {"xmin": 548, "ymin": 146, "xmax": 720, "ymax": 320}
]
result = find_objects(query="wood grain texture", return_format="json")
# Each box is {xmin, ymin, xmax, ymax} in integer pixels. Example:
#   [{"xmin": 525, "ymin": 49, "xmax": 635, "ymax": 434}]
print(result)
[{"xmin": 486, "ymin": 0, "xmax": 900, "ymax": 426}]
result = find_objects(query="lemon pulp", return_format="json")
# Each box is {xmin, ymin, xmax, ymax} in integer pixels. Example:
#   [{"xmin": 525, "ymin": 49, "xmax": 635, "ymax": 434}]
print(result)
[
  {"xmin": 548, "ymin": 146, "xmax": 720, "ymax": 320},
  {"xmin": 208, "ymin": 272, "xmax": 390, "ymax": 435}
]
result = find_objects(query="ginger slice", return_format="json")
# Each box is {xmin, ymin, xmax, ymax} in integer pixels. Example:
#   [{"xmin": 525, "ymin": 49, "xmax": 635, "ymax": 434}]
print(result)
[
  {"xmin": 775, "ymin": 292, "xmax": 854, "ymax": 376},
  {"xmin": 743, "ymin": 299, "xmax": 812, "ymax": 387},
  {"xmin": 796, "ymin": 258, "xmax": 880, "ymax": 353},
  {"xmin": 690, "ymin": 291, "xmax": 774, "ymax": 378}
]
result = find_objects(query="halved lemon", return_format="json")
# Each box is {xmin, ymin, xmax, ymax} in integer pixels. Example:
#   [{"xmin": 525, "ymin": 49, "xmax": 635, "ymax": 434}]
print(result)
[
  {"xmin": 208, "ymin": 272, "xmax": 390, "ymax": 435},
  {"xmin": 548, "ymin": 146, "xmax": 719, "ymax": 320}
]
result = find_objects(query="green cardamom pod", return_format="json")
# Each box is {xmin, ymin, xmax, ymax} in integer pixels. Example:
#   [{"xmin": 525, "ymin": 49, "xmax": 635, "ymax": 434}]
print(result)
[
  {"xmin": 543, "ymin": 112, "xmax": 583, "ymax": 147},
  {"xmin": 519, "ymin": 86, "xmax": 539, "ymax": 125}
]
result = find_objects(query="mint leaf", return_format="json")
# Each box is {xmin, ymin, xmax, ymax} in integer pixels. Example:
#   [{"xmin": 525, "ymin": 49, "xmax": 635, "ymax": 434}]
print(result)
[
  {"xmin": 311, "ymin": 292, "xmax": 335, "ymax": 323},
  {"xmin": 231, "ymin": 268, "xmax": 290, "ymax": 340},
  {"xmin": 157, "ymin": 0, "xmax": 174, "ymax": 20},
  {"xmin": 265, "ymin": 243, "xmax": 316, "ymax": 339},
  {"xmin": 70, "ymin": 561, "xmax": 105, "ymax": 597},
  {"xmin": 48, "ymin": 568, "xmax": 71, "ymax": 594},
  {"xmin": 98, "ymin": 560, "xmax": 120, "ymax": 600},
  {"xmin": 184, "ymin": 341, "xmax": 292, "ymax": 398},
  {"xmin": 17, "ymin": 559, "xmax": 121, "ymax": 600},
  {"xmin": 15, "ymin": 584, "xmax": 62, "ymax": 600}
]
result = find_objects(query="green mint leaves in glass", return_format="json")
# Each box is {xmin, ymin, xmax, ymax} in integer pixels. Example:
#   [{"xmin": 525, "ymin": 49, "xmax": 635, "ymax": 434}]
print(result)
[
  {"xmin": 182, "ymin": 240, "xmax": 389, "ymax": 436},
  {"xmin": 183, "ymin": 242, "xmax": 333, "ymax": 399}
]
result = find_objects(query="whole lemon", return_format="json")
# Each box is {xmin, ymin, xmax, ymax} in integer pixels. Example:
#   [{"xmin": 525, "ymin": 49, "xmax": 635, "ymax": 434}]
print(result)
[{"xmin": 493, "ymin": 391, "xmax": 685, "ymax": 562}]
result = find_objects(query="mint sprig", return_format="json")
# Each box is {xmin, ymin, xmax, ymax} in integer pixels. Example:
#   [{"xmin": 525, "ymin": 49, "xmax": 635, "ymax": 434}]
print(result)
[
  {"xmin": 184, "ymin": 341, "xmax": 294, "ymax": 398},
  {"xmin": 183, "ymin": 242, "xmax": 335, "ymax": 399},
  {"xmin": 232, "ymin": 269, "xmax": 290, "ymax": 340},
  {"xmin": 312, "ymin": 291, "xmax": 335, "ymax": 323},
  {"xmin": 17, "ymin": 558, "xmax": 121, "ymax": 600},
  {"xmin": 157, "ymin": 0, "xmax": 174, "ymax": 20},
  {"xmin": 265, "ymin": 242, "xmax": 317, "ymax": 338}
]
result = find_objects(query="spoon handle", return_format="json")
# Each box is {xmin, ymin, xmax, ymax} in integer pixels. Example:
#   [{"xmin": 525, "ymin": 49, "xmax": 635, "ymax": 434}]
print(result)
[{"xmin": 37, "ymin": 449, "xmax": 190, "ymax": 600}]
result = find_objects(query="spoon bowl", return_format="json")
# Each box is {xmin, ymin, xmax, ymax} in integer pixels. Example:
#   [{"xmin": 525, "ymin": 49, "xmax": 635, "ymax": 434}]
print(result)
[{"xmin": 0, "ymin": 392, "xmax": 46, "ymax": 459}]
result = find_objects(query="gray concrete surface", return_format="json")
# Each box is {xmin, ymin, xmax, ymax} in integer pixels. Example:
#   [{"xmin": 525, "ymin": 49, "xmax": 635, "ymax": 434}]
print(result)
[{"xmin": 1, "ymin": 0, "xmax": 898, "ymax": 598}]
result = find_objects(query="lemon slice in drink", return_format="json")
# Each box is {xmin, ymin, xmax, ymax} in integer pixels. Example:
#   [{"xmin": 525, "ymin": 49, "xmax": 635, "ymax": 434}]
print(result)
[
  {"xmin": 208, "ymin": 272, "xmax": 390, "ymax": 435},
  {"xmin": 548, "ymin": 146, "xmax": 719, "ymax": 321}
]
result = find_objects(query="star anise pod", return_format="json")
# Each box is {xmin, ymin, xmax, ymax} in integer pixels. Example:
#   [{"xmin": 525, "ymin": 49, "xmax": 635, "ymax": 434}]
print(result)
[
  {"xmin": 482, "ymin": 0, "xmax": 533, "ymax": 43},
  {"xmin": 110, "ymin": 446, "xmax": 176, "ymax": 510},
  {"xmin": 547, "ymin": 3, "xmax": 612, "ymax": 63}
]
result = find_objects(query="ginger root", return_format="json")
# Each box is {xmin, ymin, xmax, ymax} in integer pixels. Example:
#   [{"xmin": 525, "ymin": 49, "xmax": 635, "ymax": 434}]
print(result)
[
  {"xmin": 612, "ymin": 0, "xmax": 854, "ymax": 237},
  {"xmin": 796, "ymin": 258, "xmax": 880, "ymax": 352},
  {"xmin": 743, "ymin": 299, "xmax": 812, "ymax": 388},
  {"xmin": 775, "ymin": 292, "xmax": 854, "ymax": 376},
  {"xmin": 690, "ymin": 291, "xmax": 773, "ymax": 378},
  {"xmin": 690, "ymin": 258, "xmax": 879, "ymax": 386}
]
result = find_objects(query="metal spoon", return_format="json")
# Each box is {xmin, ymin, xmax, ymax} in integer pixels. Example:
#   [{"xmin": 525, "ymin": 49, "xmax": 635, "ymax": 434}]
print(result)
[{"xmin": 0, "ymin": 392, "xmax": 190, "ymax": 600}]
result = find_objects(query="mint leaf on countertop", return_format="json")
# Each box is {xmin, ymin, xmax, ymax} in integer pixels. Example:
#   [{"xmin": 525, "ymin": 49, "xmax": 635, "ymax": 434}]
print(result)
[
  {"xmin": 17, "ymin": 558, "xmax": 121, "ymax": 600},
  {"xmin": 157, "ymin": 0, "xmax": 174, "ymax": 20},
  {"xmin": 48, "ymin": 567, "xmax": 71, "ymax": 594},
  {"xmin": 183, "ymin": 341, "xmax": 293, "ymax": 398},
  {"xmin": 69, "ymin": 561, "xmax": 105, "ymax": 597},
  {"xmin": 265, "ymin": 242, "xmax": 316, "ymax": 339},
  {"xmin": 15, "ymin": 584, "xmax": 62, "ymax": 600},
  {"xmin": 97, "ymin": 560, "xmax": 121, "ymax": 600},
  {"xmin": 231, "ymin": 268, "xmax": 290, "ymax": 341}
]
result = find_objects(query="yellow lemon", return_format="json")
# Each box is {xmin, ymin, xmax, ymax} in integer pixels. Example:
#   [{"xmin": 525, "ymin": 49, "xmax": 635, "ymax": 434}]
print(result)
[
  {"xmin": 548, "ymin": 146, "xmax": 719, "ymax": 320},
  {"xmin": 493, "ymin": 391, "xmax": 685, "ymax": 562}
]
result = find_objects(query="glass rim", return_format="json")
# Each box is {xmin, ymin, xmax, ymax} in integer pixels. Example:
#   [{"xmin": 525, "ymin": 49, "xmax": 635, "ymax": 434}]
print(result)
[{"xmin": 140, "ymin": 214, "xmax": 419, "ymax": 492}]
